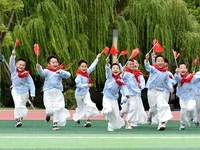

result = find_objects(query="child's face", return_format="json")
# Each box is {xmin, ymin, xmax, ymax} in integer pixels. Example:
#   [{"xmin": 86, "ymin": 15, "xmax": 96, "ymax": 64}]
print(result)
[
  {"xmin": 48, "ymin": 58, "xmax": 59, "ymax": 69},
  {"xmin": 179, "ymin": 64, "xmax": 188, "ymax": 75},
  {"xmin": 126, "ymin": 60, "xmax": 134, "ymax": 70},
  {"xmin": 133, "ymin": 60, "xmax": 139, "ymax": 70},
  {"xmin": 156, "ymin": 57, "xmax": 165, "ymax": 68},
  {"xmin": 111, "ymin": 65, "xmax": 120, "ymax": 75},
  {"xmin": 78, "ymin": 62, "xmax": 87, "ymax": 73},
  {"xmin": 16, "ymin": 60, "xmax": 26, "ymax": 71}
]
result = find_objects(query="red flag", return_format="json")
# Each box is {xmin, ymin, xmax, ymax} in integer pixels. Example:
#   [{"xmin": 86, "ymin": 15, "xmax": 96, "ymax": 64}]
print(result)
[
  {"xmin": 33, "ymin": 44, "xmax": 40, "ymax": 56},
  {"xmin": 15, "ymin": 38, "xmax": 20, "ymax": 47},
  {"xmin": 152, "ymin": 39, "xmax": 164, "ymax": 53},
  {"xmin": 110, "ymin": 45, "xmax": 118, "ymax": 56},
  {"xmin": 193, "ymin": 58, "xmax": 198, "ymax": 65},
  {"xmin": 103, "ymin": 47, "xmax": 109, "ymax": 54},
  {"xmin": 173, "ymin": 50, "xmax": 180, "ymax": 59},
  {"xmin": 130, "ymin": 48, "xmax": 140, "ymax": 59},
  {"xmin": 119, "ymin": 50, "xmax": 128, "ymax": 56}
]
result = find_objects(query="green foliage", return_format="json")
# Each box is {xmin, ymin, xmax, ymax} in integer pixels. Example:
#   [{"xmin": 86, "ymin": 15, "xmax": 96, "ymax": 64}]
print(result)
[{"xmin": 2, "ymin": 0, "xmax": 200, "ymax": 107}]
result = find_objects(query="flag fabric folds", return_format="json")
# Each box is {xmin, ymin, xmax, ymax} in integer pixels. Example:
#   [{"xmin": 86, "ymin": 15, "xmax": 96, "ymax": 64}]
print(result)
[
  {"xmin": 119, "ymin": 50, "xmax": 128, "ymax": 56},
  {"xmin": 152, "ymin": 39, "xmax": 164, "ymax": 53},
  {"xmin": 110, "ymin": 45, "xmax": 118, "ymax": 56},
  {"xmin": 34, "ymin": 44, "xmax": 40, "ymax": 56},
  {"xmin": 130, "ymin": 48, "xmax": 140, "ymax": 59}
]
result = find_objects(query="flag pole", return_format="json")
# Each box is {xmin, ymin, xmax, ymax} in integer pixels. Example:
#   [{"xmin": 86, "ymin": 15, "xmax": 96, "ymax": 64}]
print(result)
[
  {"xmin": 148, "ymin": 42, "xmax": 158, "ymax": 54},
  {"xmin": 172, "ymin": 49, "xmax": 178, "ymax": 68}
]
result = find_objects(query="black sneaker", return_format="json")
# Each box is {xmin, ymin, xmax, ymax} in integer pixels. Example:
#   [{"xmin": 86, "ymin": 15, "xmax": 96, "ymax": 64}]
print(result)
[
  {"xmin": 45, "ymin": 115, "xmax": 50, "ymax": 123},
  {"xmin": 147, "ymin": 116, "xmax": 152, "ymax": 125},
  {"xmin": 15, "ymin": 118, "xmax": 22, "ymax": 127},
  {"xmin": 52, "ymin": 122, "xmax": 59, "ymax": 131},
  {"xmin": 76, "ymin": 120, "xmax": 80, "ymax": 124},
  {"xmin": 84, "ymin": 119, "xmax": 92, "ymax": 127}
]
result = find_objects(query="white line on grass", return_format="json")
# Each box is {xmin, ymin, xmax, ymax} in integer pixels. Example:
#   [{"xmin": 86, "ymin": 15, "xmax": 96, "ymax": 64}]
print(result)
[{"xmin": 1, "ymin": 136, "xmax": 200, "ymax": 139}]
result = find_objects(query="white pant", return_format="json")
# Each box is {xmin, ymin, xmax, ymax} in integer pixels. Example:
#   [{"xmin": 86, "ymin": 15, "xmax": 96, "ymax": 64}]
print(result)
[
  {"xmin": 11, "ymin": 89, "xmax": 28, "ymax": 119},
  {"xmin": 179, "ymin": 99, "xmax": 196, "ymax": 125},
  {"xmin": 73, "ymin": 92, "xmax": 99, "ymax": 121},
  {"xmin": 194, "ymin": 95, "xmax": 200, "ymax": 123},
  {"xmin": 101, "ymin": 96, "xmax": 125, "ymax": 130},
  {"xmin": 121, "ymin": 95, "xmax": 147, "ymax": 124},
  {"xmin": 44, "ymin": 88, "xmax": 70, "ymax": 126},
  {"xmin": 148, "ymin": 89, "xmax": 173, "ymax": 123}
]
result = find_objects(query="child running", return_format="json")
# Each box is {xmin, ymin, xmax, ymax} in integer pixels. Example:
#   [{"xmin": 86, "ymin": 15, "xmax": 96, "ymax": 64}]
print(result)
[
  {"xmin": 73, "ymin": 53, "xmax": 102, "ymax": 127},
  {"xmin": 9, "ymin": 50, "xmax": 35, "ymax": 127},
  {"xmin": 194, "ymin": 71, "xmax": 200, "ymax": 127},
  {"xmin": 101, "ymin": 57, "xmax": 129, "ymax": 131},
  {"xmin": 144, "ymin": 53, "xmax": 173, "ymax": 131},
  {"xmin": 121, "ymin": 58, "xmax": 147, "ymax": 129},
  {"xmin": 36, "ymin": 55, "xmax": 71, "ymax": 130},
  {"xmin": 174, "ymin": 63, "xmax": 200, "ymax": 130}
]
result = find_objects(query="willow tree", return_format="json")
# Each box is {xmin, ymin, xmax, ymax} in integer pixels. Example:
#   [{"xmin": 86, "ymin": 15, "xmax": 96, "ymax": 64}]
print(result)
[
  {"xmin": 120, "ymin": 0, "xmax": 200, "ymax": 72},
  {"xmin": 0, "ymin": 0, "xmax": 23, "ymax": 105},
  {"xmin": 2, "ymin": 0, "xmax": 200, "ymax": 107}
]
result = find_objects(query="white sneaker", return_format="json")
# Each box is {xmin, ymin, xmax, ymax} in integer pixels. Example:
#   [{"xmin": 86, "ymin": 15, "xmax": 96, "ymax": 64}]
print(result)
[
  {"xmin": 131, "ymin": 123, "xmax": 138, "ymax": 128},
  {"xmin": 179, "ymin": 123, "xmax": 185, "ymax": 130},
  {"xmin": 107, "ymin": 127, "xmax": 114, "ymax": 131},
  {"xmin": 125, "ymin": 124, "xmax": 133, "ymax": 129},
  {"xmin": 157, "ymin": 122, "xmax": 166, "ymax": 131},
  {"xmin": 84, "ymin": 120, "xmax": 92, "ymax": 127}
]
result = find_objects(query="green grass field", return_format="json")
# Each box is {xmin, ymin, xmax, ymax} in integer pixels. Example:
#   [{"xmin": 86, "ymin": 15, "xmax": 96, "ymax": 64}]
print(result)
[{"xmin": 0, "ymin": 120, "xmax": 200, "ymax": 150}]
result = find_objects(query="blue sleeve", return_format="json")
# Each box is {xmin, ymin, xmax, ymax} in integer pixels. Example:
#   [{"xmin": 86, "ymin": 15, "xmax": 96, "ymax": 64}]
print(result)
[
  {"xmin": 105, "ymin": 64, "xmax": 111, "ymax": 79},
  {"xmin": 75, "ymin": 75, "xmax": 88, "ymax": 88},
  {"xmin": 27, "ymin": 75, "xmax": 35, "ymax": 97},
  {"xmin": 36, "ymin": 66, "xmax": 47, "ymax": 77},
  {"xmin": 9, "ymin": 55, "xmax": 16, "ymax": 73},
  {"xmin": 59, "ymin": 70, "xmax": 71, "ymax": 79},
  {"xmin": 87, "ymin": 59, "xmax": 99, "ymax": 74}
]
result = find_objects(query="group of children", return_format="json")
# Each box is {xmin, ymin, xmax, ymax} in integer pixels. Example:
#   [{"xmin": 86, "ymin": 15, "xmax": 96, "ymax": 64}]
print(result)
[{"xmin": 8, "ymin": 49, "xmax": 200, "ymax": 131}]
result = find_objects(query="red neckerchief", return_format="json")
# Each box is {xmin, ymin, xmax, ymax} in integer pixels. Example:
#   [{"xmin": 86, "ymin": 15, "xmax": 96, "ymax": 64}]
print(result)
[
  {"xmin": 112, "ymin": 74, "xmax": 125, "ymax": 86},
  {"xmin": 76, "ymin": 70, "xmax": 93, "ymax": 84},
  {"xmin": 125, "ymin": 68, "xmax": 141, "ymax": 83},
  {"xmin": 46, "ymin": 63, "xmax": 65, "ymax": 72},
  {"xmin": 180, "ymin": 72, "xmax": 194, "ymax": 86},
  {"xmin": 169, "ymin": 74, "xmax": 173, "ymax": 79},
  {"xmin": 153, "ymin": 64, "xmax": 167, "ymax": 72},
  {"xmin": 16, "ymin": 69, "xmax": 29, "ymax": 78}
]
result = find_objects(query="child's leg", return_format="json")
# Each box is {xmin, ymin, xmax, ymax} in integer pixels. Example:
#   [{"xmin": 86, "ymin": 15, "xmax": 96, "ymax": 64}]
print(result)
[
  {"xmin": 12, "ymin": 90, "xmax": 28, "ymax": 119},
  {"xmin": 83, "ymin": 92, "xmax": 99, "ymax": 119},
  {"xmin": 186, "ymin": 99, "xmax": 196, "ymax": 121},
  {"xmin": 194, "ymin": 96, "xmax": 200, "ymax": 124},
  {"xmin": 179, "ymin": 99, "xmax": 190, "ymax": 130},
  {"xmin": 43, "ymin": 90, "xmax": 54, "ymax": 122},
  {"xmin": 72, "ymin": 94, "xmax": 86, "ymax": 122}
]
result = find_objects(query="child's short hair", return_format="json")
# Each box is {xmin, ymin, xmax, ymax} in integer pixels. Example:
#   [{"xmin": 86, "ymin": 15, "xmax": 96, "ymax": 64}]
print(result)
[
  {"xmin": 155, "ymin": 55, "xmax": 165, "ymax": 62},
  {"xmin": 17, "ymin": 58, "xmax": 26, "ymax": 63},
  {"xmin": 125, "ymin": 58, "xmax": 134, "ymax": 64},
  {"xmin": 78, "ymin": 59, "xmax": 87, "ymax": 66},
  {"xmin": 179, "ymin": 62, "xmax": 187, "ymax": 67},
  {"xmin": 164, "ymin": 58, "xmax": 169, "ymax": 64},
  {"xmin": 46, "ymin": 55, "xmax": 58, "ymax": 63},
  {"xmin": 110, "ymin": 63, "xmax": 120, "ymax": 69}
]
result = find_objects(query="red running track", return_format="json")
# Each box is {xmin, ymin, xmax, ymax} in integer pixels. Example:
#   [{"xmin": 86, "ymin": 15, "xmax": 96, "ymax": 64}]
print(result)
[{"xmin": 0, "ymin": 110, "xmax": 180, "ymax": 120}]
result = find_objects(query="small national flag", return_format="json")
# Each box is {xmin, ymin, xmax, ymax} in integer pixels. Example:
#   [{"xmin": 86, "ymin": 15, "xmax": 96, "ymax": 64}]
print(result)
[
  {"xmin": 103, "ymin": 47, "xmax": 109, "ymax": 54},
  {"xmin": 110, "ymin": 45, "xmax": 118, "ymax": 56},
  {"xmin": 173, "ymin": 50, "xmax": 180, "ymax": 59},
  {"xmin": 119, "ymin": 50, "xmax": 128, "ymax": 56},
  {"xmin": 15, "ymin": 38, "xmax": 20, "ymax": 47},
  {"xmin": 130, "ymin": 48, "xmax": 140, "ymax": 59},
  {"xmin": 34, "ymin": 44, "xmax": 40, "ymax": 56},
  {"xmin": 152, "ymin": 39, "xmax": 164, "ymax": 53},
  {"xmin": 193, "ymin": 58, "xmax": 198, "ymax": 65}
]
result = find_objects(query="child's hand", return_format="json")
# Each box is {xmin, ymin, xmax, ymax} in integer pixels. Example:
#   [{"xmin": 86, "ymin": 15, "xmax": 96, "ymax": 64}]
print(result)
[
  {"xmin": 56, "ymin": 69, "xmax": 61, "ymax": 74},
  {"xmin": 106, "ymin": 57, "xmax": 110, "ymax": 65},
  {"xmin": 12, "ymin": 50, "xmax": 16, "ymax": 56},
  {"xmin": 96, "ymin": 53, "xmax": 102, "ymax": 59},
  {"xmin": 115, "ymin": 59, "xmax": 119, "ymax": 64},
  {"xmin": 126, "ymin": 95, "xmax": 130, "ymax": 99},
  {"xmin": 151, "ymin": 52, "xmax": 156, "ymax": 58},
  {"xmin": 138, "ymin": 83, "xmax": 142, "ymax": 89},
  {"xmin": 170, "ymin": 87, "xmax": 174, "ymax": 93},
  {"xmin": 175, "ymin": 68, "xmax": 179, "ymax": 74},
  {"xmin": 36, "ymin": 64, "xmax": 40, "ymax": 69},
  {"xmin": 87, "ymin": 83, "xmax": 93, "ymax": 87}
]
